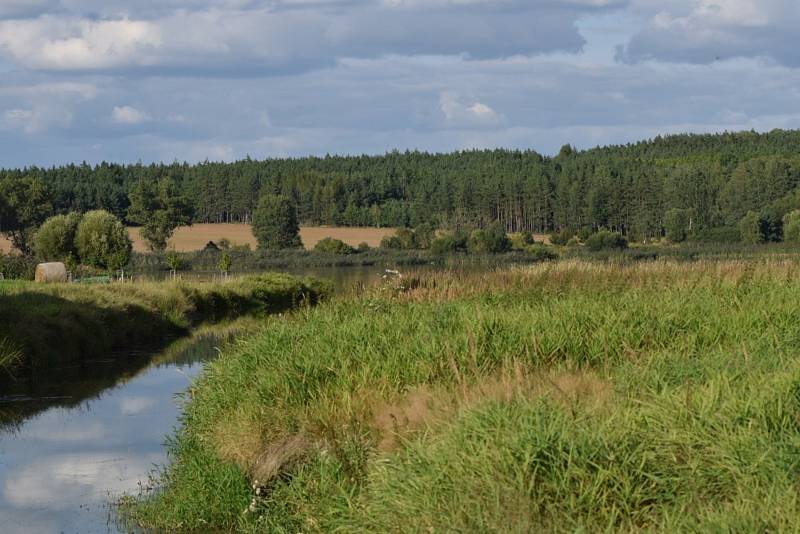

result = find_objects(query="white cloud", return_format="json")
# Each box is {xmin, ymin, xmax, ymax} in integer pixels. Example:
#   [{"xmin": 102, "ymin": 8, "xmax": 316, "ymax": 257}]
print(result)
[
  {"xmin": 440, "ymin": 91, "xmax": 503, "ymax": 127},
  {"xmin": 620, "ymin": 0, "xmax": 800, "ymax": 65},
  {"xmin": 111, "ymin": 105, "xmax": 151, "ymax": 124},
  {"xmin": 0, "ymin": 17, "xmax": 162, "ymax": 70}
]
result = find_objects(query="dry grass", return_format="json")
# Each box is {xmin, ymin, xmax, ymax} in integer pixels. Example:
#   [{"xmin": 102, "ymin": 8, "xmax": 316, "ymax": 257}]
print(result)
[{"xmin": 129, "ymin": 224, "xmax": 397, "ymax": 252}]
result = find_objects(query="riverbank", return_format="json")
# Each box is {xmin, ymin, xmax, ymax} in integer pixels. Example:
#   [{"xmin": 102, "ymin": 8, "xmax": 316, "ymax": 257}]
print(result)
[
  {"xmin": 0, "ymin": 274, "xmax": 330, "ymax": 373},
  {"xmin": 123, "ymin": 260, "xmax": 800, "ymax": 531}
]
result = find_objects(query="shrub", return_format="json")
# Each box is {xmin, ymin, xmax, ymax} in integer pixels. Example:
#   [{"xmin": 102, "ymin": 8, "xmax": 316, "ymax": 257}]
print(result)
[
  {"xmin": 314, "ymin": 237, "xmax": 356, "ymax": 255},
  {"xmin": 380, "ymin": 235, "xmax": 403, "ymax": 250},
  {"xmin": 738, "ymin": 211, "xmax": 766, "ymax": 245},
  {"xmin": 783, "ymin": 210, "xmax": 800, "ymax": 243},
  {"xmin": 34, "ymin": 212, "xmax": 82, "ymax": 262},
  {"xmin": 413, "ymin": 223, "xmax": 436, "ymax": 250},
  {"xmin": 525, "ymin": 244, "xmax": 559, "ymax": 261},
  {"xmin": 356, "ymin": 242, "xmax": 371, "ymax": 253},
  {"xmin": 690, "ymin": 226, "xmax": 741, "ymax": 243},
  {"xmin": 468, "ymin": 223, "xmax": 512, "ymax": 255},
  {"xmin": 75, "ymin": 210, "xmax": 132, "ymax": 271},
  {"xmin": 664, "ymin": 208, "xmax": 696, "ymax": 243},
  {"xmin": 0, "ymin": 252, "xmax": 36, "ymax": 280},
  {"xmin": 511, "ymin": 232, "xmax": 535, "ymax": 250},
  {"xmin": 585, "ymin": 230, "xmax": 628, "ymax": 252},
  {"xmin": 549, "ymin": 228, "xmax": 574, "ymax": 246},
  {"xmin": 431, "ymin": 230, "xmax": 469, "ymax": 255},
  {"xmin": 396, "ymin": 228, "xmax": 417, "ymax": 250},
  {"xmin": 566, "ymin": 237, "xmax": 581, "ymax": 247}
]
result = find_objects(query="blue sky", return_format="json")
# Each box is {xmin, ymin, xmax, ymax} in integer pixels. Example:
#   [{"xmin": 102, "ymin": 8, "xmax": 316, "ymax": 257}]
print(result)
[{"xmin": 0, "ymin": 0, "xmax": 798, "ymax": 166}]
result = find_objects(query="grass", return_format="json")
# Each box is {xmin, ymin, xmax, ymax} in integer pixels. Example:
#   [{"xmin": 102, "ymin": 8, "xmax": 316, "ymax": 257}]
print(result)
[
  {"xmin": 123, "ymin": 260, "xmax": 800, "ymax": 531},
  {"xmin": 0, "ymin": 273, "xmax": 330, "ymax": 373}
]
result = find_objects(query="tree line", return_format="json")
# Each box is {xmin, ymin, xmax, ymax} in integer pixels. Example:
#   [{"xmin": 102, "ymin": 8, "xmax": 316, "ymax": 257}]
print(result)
[{"xmin": 3, "ymin": 129, "xmax": 800, "ymax": 250}]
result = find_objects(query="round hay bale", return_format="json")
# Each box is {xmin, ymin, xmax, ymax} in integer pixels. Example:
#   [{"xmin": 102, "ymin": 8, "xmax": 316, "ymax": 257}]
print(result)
[{"xmin": 35, "ymin": 262, "xmax": 67, "ymax": 283}]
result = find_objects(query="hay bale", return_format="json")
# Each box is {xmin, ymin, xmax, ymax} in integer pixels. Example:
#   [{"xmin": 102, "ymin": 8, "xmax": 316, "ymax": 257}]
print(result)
[{"xmin": 35, "ymin": 262, "xmax": 67, "ymax": 283}]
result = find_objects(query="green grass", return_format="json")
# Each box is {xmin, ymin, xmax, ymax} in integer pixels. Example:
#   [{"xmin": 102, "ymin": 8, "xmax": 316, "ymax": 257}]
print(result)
[
  {"xmin": 0, "ymin": 273, "xmax": 330, "ymax": 372},
  {"xmin": 123, "ymin": 260, "xmax": 800, "ymax": 532}
]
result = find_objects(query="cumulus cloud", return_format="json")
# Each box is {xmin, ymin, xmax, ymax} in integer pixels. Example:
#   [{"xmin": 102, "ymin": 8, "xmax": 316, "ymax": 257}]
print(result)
[
  {"xmin": 0, "ymin": 17, "xmax": 161, "ymax": 70},
  {"xmin": 0, "ymin": 1, "xmax": 613, "ymax": 74},
  {"xmin": 440, "ymin": 91, "xmax": 503, "ymax": 128},
  {"xmin": 619, "ymin": 0, "xmax": 800, "ymax": 66},
  {"xmin": 0, "ymin": 0, "xmax": 797, "ymax": 166},
  {"xmin": 111, "ymin": 105, "xmax": 151, "ymax": 124}
]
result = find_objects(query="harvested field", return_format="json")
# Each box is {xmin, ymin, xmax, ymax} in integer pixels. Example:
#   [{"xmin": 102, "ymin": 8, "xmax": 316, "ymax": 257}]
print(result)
[{"xmin": 129, "ymin": 224, "xmax": 396, "ymax": 252}]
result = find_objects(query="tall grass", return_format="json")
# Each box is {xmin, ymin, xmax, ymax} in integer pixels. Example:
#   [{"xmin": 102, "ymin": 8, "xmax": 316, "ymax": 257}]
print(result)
[{"xmin": 124, "ymin": 260, "xmax": 800, "ymax": 531}]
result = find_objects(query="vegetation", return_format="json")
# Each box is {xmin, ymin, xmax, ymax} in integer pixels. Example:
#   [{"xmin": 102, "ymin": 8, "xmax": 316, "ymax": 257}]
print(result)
[
  {"xmin": 584, "ymin": 230, "xmax": 628, "ymax": 251},
  {"xmin": 123, "ymin": 260, "xmax": 800, "ymax": 531},
  {"xmin": 75, "ymin": 210, "xmax": 133, "ymax": 272},
  {"xmin": 33, "ymin": 212, "xmax": 81, "ymax": 263},
  {"xmin": 0, "ymin": 273, "xmax": 329, "ymax": 372},
  {"xmin": 127, "ymin": 177, "xmax": 194, "ymax": 251},
  {"xmin": 314, "ymin": 237, "xmax": 355, "ymax": 255},
  {"xmin": 2, "ymin": 130, "xmax": 800, "ymax": 242},
  {"xmin": 252, "ymin": 194, "xmax": 303, "ymax": 250}
]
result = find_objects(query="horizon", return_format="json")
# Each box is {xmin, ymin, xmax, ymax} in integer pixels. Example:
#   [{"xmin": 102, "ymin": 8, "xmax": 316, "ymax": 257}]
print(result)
[
  {"xmin": 1, "ymin": 2, "xmax": 799, "ymax": 167},
  {"xmin": 3, "ymin": 126, "xmax": 793, "ymax": 170}
]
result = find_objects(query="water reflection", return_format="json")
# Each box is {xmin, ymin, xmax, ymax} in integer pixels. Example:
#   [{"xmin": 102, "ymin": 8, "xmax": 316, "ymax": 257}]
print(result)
[{"xmin": 0, "ymin": 332, "xmax": 229, "ymax": 534}]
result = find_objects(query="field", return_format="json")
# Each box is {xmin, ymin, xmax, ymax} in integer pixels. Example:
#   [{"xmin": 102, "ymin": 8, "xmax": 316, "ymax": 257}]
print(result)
[
  {"xmin": 131, "ymin": 224, "xmax": 397, "ymax": 252},
  {"xmin": 123, "ymin": 259, "xmax": 800, "ymax": 532}
]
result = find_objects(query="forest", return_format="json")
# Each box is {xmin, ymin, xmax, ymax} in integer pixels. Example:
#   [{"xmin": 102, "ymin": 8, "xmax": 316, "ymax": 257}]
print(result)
[{"xmin": 2, "ymin": 129, "xmax": 800, "ymax": 243}]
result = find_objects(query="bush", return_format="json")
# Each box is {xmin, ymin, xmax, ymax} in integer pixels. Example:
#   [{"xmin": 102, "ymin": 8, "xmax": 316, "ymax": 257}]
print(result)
[
  {"xmin": 34, "ymin": 212, "xmax": 82, "ymax": 262},
  {"xmin": 585, "ymin": 230, "xmax": 628, "ymax": 252},
  {"xmin": 738, "ymin": 211, "xmax": 766, "ymax": 245},
  {"xmin": 75, "ymin": 210, "xmax": 133, "ymax": 271},
  {"xmin": 380, "ymin": 235, "xmax": 403, "ymax": 250},
  {"xmin": 525, "ymin": 244, "xmax": 559, "ymax": 261},
  {"xmin": 510, "ymin": 232, "xmax": 535, "ymax": 250},
  {"xmin": 0, "ymin": 252, "xmax": 36, "ymax": 280},
  {"xmin": 549, "ymin": 229, "xmax": 574, "ymax": 246},
  {"xmin": 783, "ymin": 210, "xmax": 800, "ymax": 243},
  {"xmin": 468, "ymin": 223, "xmax": 512, "ymax": 255},
  {"xmin": 664, "ymin": 208, "xmax": 696, "ymax": 243},
  {"xmin": 314, "ymin": 237, "xmax": 356, "ymax": 255},
  {"xmin": 431, "ymin": 230, "xmax": 469, "ymax": 255},
  {"xmin": 395, "ymin": 228, "xmax": 417, "ymax": 250},
  {"xmin": 356, "ymin": 242, "xmax": 371, "ymax": 253},
  {"xmin": 413, "ymin": 223, "xmax": 436, "ymax": 250},
  {"xmin": 690, "ymin": 226, "xmax": 741, "ymax": 243},
  {"xmin": 566, "ymin": 237, "xmax": 581, "ymax": 247}
]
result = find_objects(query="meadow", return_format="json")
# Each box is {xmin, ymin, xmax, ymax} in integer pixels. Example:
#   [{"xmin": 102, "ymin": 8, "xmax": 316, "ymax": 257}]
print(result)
[
  {"xmin": 123, "ymin": 259, "xmax": 800, "ymax": 532},
  {"xmin": 0, "ymin": 274, "xmax": 330, "ymax": 373}
]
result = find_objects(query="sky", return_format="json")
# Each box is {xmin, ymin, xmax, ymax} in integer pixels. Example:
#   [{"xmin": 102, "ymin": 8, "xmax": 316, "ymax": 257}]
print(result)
[{"xmin": 0, "ymin": 0, "xmax": 799, "ymax": 166}]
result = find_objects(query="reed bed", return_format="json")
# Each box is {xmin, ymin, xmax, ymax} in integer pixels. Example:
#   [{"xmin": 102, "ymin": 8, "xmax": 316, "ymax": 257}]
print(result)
[{"xmin": 124, "ymin": 260, "xmax": 800, "ymax": 532}]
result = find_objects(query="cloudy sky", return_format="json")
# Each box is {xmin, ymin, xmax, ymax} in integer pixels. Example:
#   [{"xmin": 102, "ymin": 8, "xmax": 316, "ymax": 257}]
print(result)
[{"xmin": 0, "ymin": 0, "xmax": 798, "ymax": 166}]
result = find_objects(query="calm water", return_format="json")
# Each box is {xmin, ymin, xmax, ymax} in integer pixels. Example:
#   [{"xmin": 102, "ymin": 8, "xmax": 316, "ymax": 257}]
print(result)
[{"xmin": 0, "ymin": 335, "xmax": 226, "ymax": 534}]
